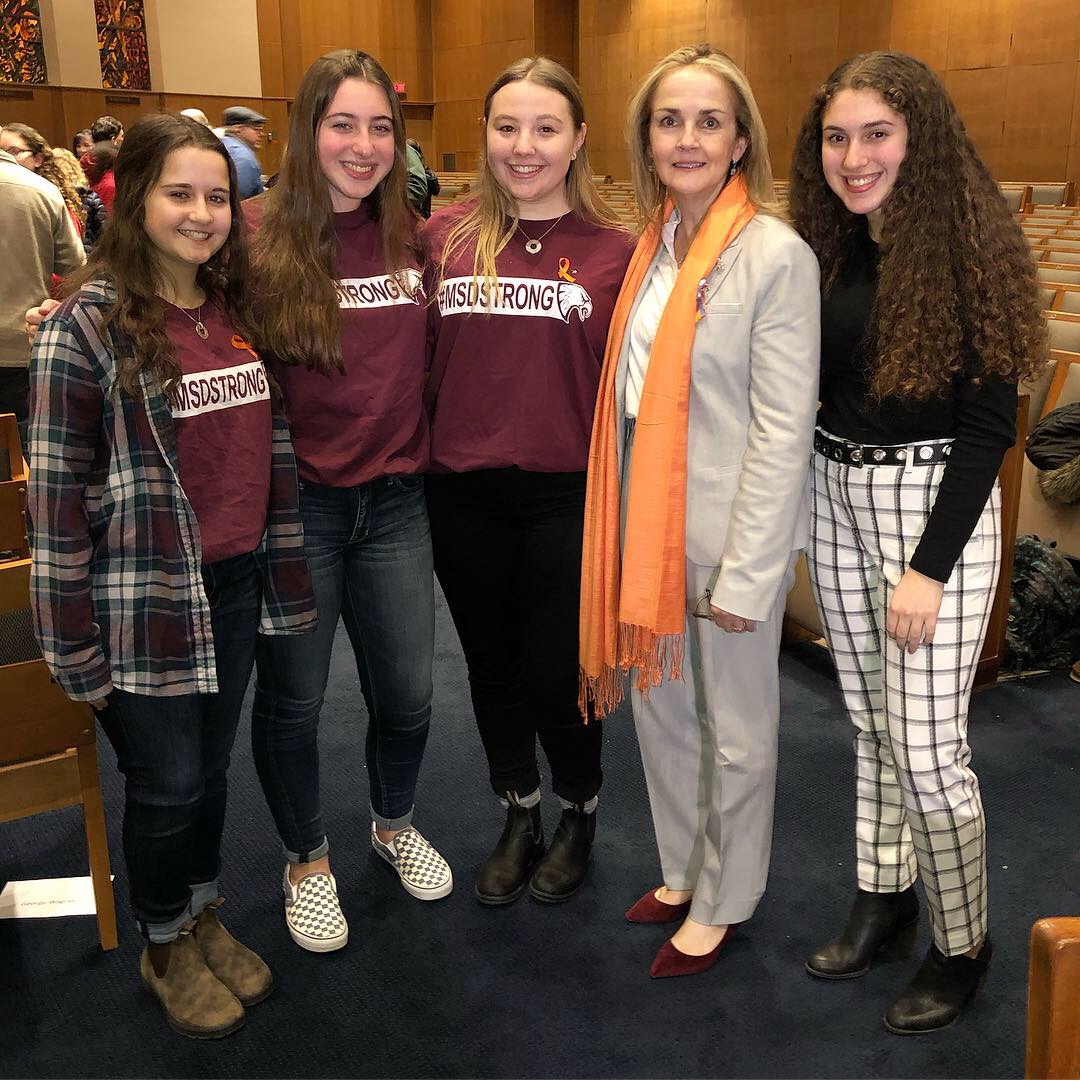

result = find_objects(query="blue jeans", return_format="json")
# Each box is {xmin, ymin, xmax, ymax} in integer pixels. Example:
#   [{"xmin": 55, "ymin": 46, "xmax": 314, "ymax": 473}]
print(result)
[
  {"xmin": 251, "ymin": 475, "xmax": 435, "ymax": 862},
  {"xmin": 96, "ymin": 552, "xmax": 259, "ymax": 942}
]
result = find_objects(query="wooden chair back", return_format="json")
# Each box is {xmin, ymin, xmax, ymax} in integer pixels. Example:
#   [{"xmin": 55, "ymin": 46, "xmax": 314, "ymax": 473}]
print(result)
[
  {"xmin": 0, "ymin": 550, "xmax": 118, "ymax": 949},
  {"xmin": 1027, "ymin": 918, "xmax": 1080, "ymax": 1078},
  {"xmin": 0, "ymin": 413, "xmax": 29, "ymax": 558}
]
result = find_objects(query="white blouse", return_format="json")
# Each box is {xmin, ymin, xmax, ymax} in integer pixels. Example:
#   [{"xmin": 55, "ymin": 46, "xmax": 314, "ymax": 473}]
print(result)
[{"xmin": 624, "ymin": 208, "xmax": 681, "ymax": 419}]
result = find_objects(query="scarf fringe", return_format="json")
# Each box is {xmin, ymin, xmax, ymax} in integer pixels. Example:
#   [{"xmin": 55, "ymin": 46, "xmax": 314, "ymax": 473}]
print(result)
[{"xmin": 579, "ymin": 622, "xmax": 686, "ymax": 720}]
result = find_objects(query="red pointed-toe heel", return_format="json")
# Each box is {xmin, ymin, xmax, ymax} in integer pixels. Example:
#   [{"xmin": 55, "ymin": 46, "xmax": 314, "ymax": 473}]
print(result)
[
  {"xmin": 649, "ymin": 926, "xmax": 732, "ymax": 979},
  {"xmin": 626, "ymin": 888, "xmax": 692, "ymax": 925}
]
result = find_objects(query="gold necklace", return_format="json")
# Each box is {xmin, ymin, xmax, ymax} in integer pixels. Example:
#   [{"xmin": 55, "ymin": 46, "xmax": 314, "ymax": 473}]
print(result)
[
  {"xmin": 517, "ymin": 212, "xmax": 568, "ymax": 255},
  {"xmin": 169, "ymin": 300, "xmax": 208, "ymax": 339}
]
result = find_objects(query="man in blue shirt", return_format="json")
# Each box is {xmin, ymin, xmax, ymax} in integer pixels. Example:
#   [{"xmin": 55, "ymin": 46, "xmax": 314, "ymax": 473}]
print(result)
[{"xmin": 220, "ymin": 106, "xmax": 266, "ymax": 199}]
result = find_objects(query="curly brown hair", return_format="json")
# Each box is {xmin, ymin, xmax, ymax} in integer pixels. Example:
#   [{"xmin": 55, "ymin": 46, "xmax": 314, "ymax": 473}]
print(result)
[{"xmin": 789, "ymin": 51, "xmax": 1046, "ymax": 400}]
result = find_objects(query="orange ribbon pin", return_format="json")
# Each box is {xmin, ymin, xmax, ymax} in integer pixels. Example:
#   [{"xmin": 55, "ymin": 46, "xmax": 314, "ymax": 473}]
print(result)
[
  {"xmin": 230, "ymin": 335, "xmax": 260, "ymax": 362},
  {"xmin": 557, "ymin": 257, "xmax": 577, "ymax": 283}
]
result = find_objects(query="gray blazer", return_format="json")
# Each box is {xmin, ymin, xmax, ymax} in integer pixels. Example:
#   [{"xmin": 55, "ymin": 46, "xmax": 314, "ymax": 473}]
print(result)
[{"xmin": 616, "ymin": 212, "xmax": 821, "ymax": 623}]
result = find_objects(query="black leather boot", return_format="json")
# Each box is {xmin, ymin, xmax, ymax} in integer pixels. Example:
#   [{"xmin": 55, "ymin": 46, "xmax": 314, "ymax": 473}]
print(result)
[
  {"xmin": 884, "ymin": 937, "xmax": 991, "ymax": 1034},
  {"xmin": 806, "ymin": 887, "xmax": 920, "ymax": 979},
  {"xmin": 475, "ymin": 799, "xmax": 545, "ymax": 905},
  {"xmin": 529, "ymin": 804, "xmax": 595, "ymax": 904}
]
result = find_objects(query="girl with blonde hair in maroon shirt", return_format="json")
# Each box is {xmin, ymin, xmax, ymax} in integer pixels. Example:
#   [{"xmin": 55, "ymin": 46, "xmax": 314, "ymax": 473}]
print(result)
[{"xmin": 423, "ymin": 56, "xmax": 633, "ymax": 906}]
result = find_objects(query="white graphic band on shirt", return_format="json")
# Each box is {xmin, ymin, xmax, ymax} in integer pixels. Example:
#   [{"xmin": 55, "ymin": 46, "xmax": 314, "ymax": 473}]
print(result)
[
  {"xmin": 336, "ymin": 269, "xmax": 424, "ymax": 309},
  {"xmin": 438, "ymin": 276, "xmax": 593, "ymax": 323},
  {"xmin": 171, "ymin": 360, "xmax": 270, "ymax": 419}
]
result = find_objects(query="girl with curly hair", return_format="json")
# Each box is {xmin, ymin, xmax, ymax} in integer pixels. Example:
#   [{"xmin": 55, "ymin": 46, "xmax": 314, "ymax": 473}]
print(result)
[{"xmin": 788, "ymin": 51, "xmax": 1045, "ymax": 1034}]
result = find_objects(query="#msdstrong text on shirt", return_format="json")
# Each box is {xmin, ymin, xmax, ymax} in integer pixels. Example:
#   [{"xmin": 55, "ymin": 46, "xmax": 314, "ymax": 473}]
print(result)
[{"xmin": 437, "ymin": 275, "xmax": 594, "ymax": 323}]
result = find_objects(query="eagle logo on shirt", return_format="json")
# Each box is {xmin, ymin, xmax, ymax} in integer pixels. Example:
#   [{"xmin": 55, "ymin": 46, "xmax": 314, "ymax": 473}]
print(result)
[{"xmin": 556, "ymin": 282, "xmax": 593, "ymax": 323}]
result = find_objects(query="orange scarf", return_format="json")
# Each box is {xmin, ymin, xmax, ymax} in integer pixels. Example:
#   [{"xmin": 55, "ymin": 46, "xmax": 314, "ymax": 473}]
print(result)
[{"xmin": 579, "ymin": 177, "xmax": 756, "ymax": 718}]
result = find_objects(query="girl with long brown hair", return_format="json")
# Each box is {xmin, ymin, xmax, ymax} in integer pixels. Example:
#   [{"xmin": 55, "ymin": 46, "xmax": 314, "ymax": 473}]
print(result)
[
  {"xmin": 247, "ymin": 49, "xmax": 453, "ymax": 954},
  {"xmin": 422, "ymin": 57, "xmax": 632, "ymax": 906},
  {"xmin": 27, "ymin": 113, "xmax": 315, "ymax": 1038},
  {"xmin": 789, "ymin": 52, "xmax": 1045, "ymax": 1033}
]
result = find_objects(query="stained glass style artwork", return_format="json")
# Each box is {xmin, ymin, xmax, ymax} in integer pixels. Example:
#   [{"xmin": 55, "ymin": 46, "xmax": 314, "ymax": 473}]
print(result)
[
  {"xmin": 0, "ymin": 0, "xmax": 47, "ymax": 84},
  {"xmin": 95, "ymin": 0, "xmax": 151, "ymax": 90}
]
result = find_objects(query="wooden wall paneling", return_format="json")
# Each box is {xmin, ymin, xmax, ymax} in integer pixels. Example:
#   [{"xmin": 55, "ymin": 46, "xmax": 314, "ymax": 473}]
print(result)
[
  {"xmin": 836, "ymin": 0, "xmax": 892, "ymax": 65},
  {"xmin": 889, "ymin": 0, "xmax": 950, "ymax": 72},
  {"xmin": 0, "ymin": 86, "xmax": 64, "ymax": 148},
  {"xmin": 258, "ymin": 41, "xmax": 286, "ymax": 98},
  {"xmin": 946, "ymin": 0, "xmax": 1012, "ymax": 72},
  {"xmin": 60, "ymin": 89, "xmax": 152, "ymax": 146},
  {"xmin": 703, "ymin": 10, "xmax": 749, "ymax": 69},
  {"xmin": 278, "ymin": 0, "xmax": 303, "ymax": 97},
  {"xmin": 534, "ymin": 0, "xmax": 577, "ymax": 76},
  {"xmin": 946, "ymin": 66, "xmax": 1008, "ymax": 158},
  {"xmin": 1003, "ymin": 61, "xmax": 1074, "ymax": 180},
  {"xmin": 1007, "ymin": 0, "xmax": 1080, "ymax": 67}
]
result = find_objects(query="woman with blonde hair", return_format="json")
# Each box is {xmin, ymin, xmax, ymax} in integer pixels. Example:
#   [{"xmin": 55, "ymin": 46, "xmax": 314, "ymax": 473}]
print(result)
[
  {"xmin": 579, "ymin": 43, "xmax": 820, "ymax": 976},
  {"xmin": 789, "ymin": 51, "xmax": 1045, "ymax": 1033},
  {"xmin": 422, "ymin": 56, "xmax": 633, "ymax": 906}
]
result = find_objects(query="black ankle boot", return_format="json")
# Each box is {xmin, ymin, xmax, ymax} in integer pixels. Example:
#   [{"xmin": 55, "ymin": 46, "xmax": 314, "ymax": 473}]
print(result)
[
  {"xmin": 806, "ymin": 887, "xmax": 920, "ymax": 979},
  {"xmin": 475, "ymin": 801, "xmax": 545, "ymax": 905},
  {"xmin": 529, "ymin": 804, "xmax": 595, "ymax": 904},
  {"xmin": 884, "ymin": 937, "xmax": 991, "ymax": 1034}
]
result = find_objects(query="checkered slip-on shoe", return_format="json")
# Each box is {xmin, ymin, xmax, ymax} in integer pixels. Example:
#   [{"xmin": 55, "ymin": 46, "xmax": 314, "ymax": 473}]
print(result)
[
  {"xmin": 282, "ymin": 867, "xmax": 348, "ymax": 953},
  {"xmin": 371, "ymin": 823, "xmax": 453, "ymax": 900}
]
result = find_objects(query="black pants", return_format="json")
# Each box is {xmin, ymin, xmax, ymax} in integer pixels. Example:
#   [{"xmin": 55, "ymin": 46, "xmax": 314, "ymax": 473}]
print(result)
[
  {"xmin": 426, "ymin": 468, "xmax": 602, "ymax": 803},
  {"xmin": 0, "ymin": 367, "xmax": 30, "ymax": 460}
]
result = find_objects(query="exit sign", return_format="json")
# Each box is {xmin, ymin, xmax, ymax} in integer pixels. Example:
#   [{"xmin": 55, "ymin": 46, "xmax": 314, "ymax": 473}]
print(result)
[{"xmin": 394, "ymin": 82, "xmax": 406, "ymax": 94}]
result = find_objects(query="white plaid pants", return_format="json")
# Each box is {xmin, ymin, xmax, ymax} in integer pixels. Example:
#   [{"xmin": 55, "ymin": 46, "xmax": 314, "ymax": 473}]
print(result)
[{"xmin": 808, "ymin": 438, "xmax": 999, "ymax": 956}]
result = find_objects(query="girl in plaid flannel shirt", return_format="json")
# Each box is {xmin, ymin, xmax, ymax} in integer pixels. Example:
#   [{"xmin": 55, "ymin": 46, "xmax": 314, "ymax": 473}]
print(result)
[{"xmin": 28, "ymin": 114, "xmax": 315, "ymax": 1040}]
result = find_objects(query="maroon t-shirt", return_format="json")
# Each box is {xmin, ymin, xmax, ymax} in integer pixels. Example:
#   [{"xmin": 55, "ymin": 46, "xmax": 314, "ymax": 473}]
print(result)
[
  {"xmin": 164, "ymin": 302, "xmax": 272, "ymax": 564},
  {"xmin": 422, "ymin": 203, "xmax": 634, "ymax": 473},
  {"xmin": 260, "ymin": 202, "xmax": 430, "ymax": 487}
]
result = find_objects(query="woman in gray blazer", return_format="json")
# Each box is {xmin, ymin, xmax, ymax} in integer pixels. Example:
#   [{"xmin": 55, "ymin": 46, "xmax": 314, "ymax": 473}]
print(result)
[{"xmin": 579, "ymin": 43, "xmax": 820, "ymax": 978}]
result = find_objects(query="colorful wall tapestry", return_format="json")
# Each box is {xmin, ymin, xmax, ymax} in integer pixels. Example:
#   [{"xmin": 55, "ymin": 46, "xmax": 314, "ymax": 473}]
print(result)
[
  {"xmin": 0, "ymin": 0, "xmax": 47, "ymax": 84},
  {"xmin": 95, "ymin": 0, "xmax": 150, "ymax": 90}
]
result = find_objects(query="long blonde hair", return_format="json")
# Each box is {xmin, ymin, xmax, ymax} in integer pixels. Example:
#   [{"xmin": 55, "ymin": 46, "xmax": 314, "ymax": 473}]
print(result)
[
  {"xmin": 627, "ymin": 44, "xmax": 779, "ymax": 230},
  {"xmin": 437, "ymin": 56, "xmax": 622, "ymax": 291}
]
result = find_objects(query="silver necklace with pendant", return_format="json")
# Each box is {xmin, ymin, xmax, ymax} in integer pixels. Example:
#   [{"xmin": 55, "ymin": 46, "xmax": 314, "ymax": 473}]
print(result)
[
  {"xmin": 172, "ymin": 301, "xmax": 208, "ymax": 339},
  {"xmin": 517, "ymin": 212, "xmax": 568, "ymax": 255}
]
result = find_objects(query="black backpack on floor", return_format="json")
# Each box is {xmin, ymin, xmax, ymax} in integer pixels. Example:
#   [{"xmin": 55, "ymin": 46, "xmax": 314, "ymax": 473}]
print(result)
[{"xmin": 1004, "ymin": 535, "xmax": 1080, "ymax": 672}]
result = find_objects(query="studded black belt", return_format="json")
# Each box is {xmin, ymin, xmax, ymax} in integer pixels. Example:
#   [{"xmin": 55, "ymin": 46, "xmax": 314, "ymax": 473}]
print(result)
[{"xmin": 813, "ymin": 431, "xmax": 954, "ymax": 467}]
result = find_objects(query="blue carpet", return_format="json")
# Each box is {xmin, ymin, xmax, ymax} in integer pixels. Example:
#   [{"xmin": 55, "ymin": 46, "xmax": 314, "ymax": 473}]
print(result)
[{"xmin": 1, "ymin": 589, "xmax": 1077, "ymax": 1078}]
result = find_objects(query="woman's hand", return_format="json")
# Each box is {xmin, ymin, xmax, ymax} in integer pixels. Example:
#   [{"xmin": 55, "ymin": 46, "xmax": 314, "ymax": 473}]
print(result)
[
  {"xmin": 25, "ymin": 298, "xmax": 61, "ymax": 343},
  {"xmin": 87, "ymin": 697, "xmax": 109, "ymax": 712},
  {"xmin": 887, "ymin": 567, "xmax": 946, "ymax": 654},
  {"xmin": 709, "ymin": 605, "xmax": 757, "ymax": 634}
]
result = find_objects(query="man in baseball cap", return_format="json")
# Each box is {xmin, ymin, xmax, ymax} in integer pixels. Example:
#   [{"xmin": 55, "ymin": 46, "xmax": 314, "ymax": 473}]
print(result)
[{"xmin": 220, "ymin": 106, "xmax": 267, "ymax": 198}]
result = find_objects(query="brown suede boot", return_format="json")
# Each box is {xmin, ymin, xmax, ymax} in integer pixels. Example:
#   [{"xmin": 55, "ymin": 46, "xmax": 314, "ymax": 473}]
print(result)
[
  {"xmin": 139, "ymin": 923, "xmax": 245, "ymax": 1039},
  {"xmin": 193, "ymin": 898, "xmax": 273, "ymax": 1006}
]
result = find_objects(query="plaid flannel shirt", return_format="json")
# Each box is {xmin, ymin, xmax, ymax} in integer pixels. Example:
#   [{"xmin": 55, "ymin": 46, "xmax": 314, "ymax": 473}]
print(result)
[{"xmin": 28, "ymin": 281, "xmax": 316, "ymax": 701}]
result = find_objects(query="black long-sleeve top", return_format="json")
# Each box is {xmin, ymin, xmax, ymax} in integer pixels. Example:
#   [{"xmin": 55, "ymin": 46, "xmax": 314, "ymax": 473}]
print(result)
[{"xmin": 818, "ymin": 228, "xmax": 1017, "ymax": 583}]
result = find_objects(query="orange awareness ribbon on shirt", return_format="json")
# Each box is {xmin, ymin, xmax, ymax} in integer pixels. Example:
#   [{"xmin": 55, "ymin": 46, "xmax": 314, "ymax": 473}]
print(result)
[
  {"xmin": 558, "ymin": 258, "xmax": 577, "ymax": 283},
  {"xmin": 230, "ymin": 335, "xmax": 260, "ymax": 362}
]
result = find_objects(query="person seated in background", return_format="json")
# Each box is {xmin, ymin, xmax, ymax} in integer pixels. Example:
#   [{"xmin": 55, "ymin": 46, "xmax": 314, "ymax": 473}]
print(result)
[
  {"xmin": 220, "ymin": 106, "xmax": 267, "ymax": 199},
  {"xmin": 405, "ymin": 137, "xmax": 439, "ymax": 218}
]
